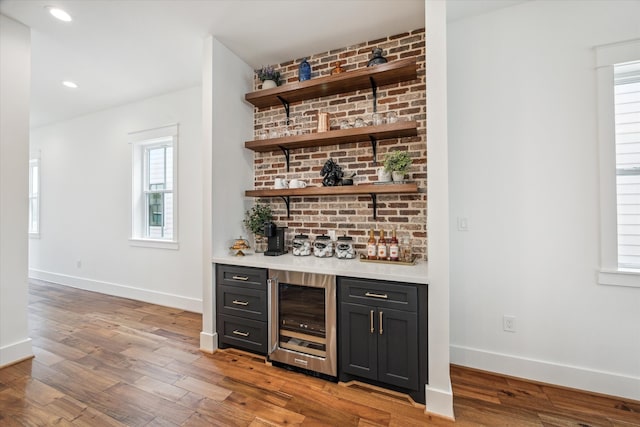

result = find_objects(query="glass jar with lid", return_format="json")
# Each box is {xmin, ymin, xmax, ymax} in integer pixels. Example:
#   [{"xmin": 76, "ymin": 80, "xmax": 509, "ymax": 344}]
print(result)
[
  {"xmin": 335, "ymin": 234, "xmax": 356, "ymax": 259},
  {"xmin": 292, "ymin": 234, "xmax": 311, "ymax": 256},
  {"xmin": 313, "ymin": 235, "xmax": 334, "ymax": 258}
]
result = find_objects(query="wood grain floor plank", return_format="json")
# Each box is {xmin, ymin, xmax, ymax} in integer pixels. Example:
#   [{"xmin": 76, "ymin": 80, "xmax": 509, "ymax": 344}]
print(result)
[
  {"xmin": 132, "ymin": 375, "xmax": 189, "ymax": 402},
  {"xmin": 216, "ymin": 376, "xmax": 292, "ymax": 407},
  {"xmin": 193, "ymin": 396, "xmax": 257, "ymax": 426},
  {"xmin": 70, "ymin": 405, "xmax": 128, "ymax": 427},
  {"xmin": 225, "ymin": 391, "xmax": 307, "ymax": 426},
  {"xmin": 282, "ymin": 380, "xmax": 391, "ymax": 426},
  {"xmin": 42, "ymin": 395, "xmax": 88, "ymax": 422},
  {"xmin": 173, "ymin": 375, "xmax": 232, "ymax": 401}
]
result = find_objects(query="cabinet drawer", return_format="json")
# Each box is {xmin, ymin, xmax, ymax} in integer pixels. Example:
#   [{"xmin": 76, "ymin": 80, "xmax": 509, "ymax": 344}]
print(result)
[
  {"xmin": 216, "ymin": 264, "xmax": 267, "ymax": 290},
  {"xmin": 338, "ymin": 277, "xmax": 417, "ymax": 312},
  {"xmin": 217, "ymin": 285, "xmax": 267, "ymax": 321},
  {"xmin": 217, "ymin": 314, "xmax": 268, "ymax": 355}
]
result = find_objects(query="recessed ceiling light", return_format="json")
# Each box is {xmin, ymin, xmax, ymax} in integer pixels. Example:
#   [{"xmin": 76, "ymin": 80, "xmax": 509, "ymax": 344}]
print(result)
[
  {"xmin": 46, "ymin": 6, "xmax": 72, "ymax": 22},
  {"xmin": 62, "ymin": 81, "xmax": 78, "ymax": 89}
]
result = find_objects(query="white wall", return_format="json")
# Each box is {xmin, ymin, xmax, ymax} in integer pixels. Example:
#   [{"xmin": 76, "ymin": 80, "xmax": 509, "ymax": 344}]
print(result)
[
  {"xmin": 29, "ymin": 86, "xmax": 203, "ymax": 312},
  {"xmin": 200, "ymin": 36, "xmax": 254, "ymax": 352},
  {"xmin": 448, "ymin": 1, "xmax": 640, "ymax": 400},
  {"xmin": 0, "ymin": 14, "xmax": 33, "ymax": 367}
]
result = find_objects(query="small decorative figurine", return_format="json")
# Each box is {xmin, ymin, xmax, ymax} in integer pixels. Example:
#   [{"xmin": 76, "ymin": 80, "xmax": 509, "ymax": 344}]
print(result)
[
  {"xmin": 321, "ymin": 159, "xmax": 344, "ymax": 186},
  {"xmin": 299, "ymin": 58, "xmax": 311, "ymax": 81},
  {"xmin": 331, "ymin": 61, "xmax": 344, "ymax": 75},
  {"xmin": 367, "ymin": 48, "xmax": 388, "ymax": 67}
]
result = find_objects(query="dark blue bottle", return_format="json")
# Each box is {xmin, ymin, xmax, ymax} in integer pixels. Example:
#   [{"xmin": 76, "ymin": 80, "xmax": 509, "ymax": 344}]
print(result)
[{"xmin": 299, "ymin": 58, "xmax": 311, "ymax": 81}]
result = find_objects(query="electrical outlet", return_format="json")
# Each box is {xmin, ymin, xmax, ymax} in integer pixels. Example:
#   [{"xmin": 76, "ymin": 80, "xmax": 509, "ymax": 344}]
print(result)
[
  {"xmin": 76, "ymin": 260, "xmax": 82, "ymax": 269},
  {"xmin": 503, "ymin": 315, "xmax": 516, "ymax": 332},
  {"xmin": 457, "ymin": 217, "xmax": 469, "ymax": 231}
]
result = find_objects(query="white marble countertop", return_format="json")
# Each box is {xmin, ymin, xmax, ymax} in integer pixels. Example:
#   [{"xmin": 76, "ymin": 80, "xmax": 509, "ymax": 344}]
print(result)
[{"xmin": 211, "ymin": 252, "xmax": 428, "ymax": 285}]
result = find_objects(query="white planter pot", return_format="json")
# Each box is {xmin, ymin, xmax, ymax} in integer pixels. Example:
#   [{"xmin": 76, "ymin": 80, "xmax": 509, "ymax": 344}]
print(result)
[
  {"xmin": 377, "ymin": 167, "xmax": 391, "ymax": 182},
  {"xmin": 392, "ymin": 171, "xmax": 405, "ymax": 182},
  {"xmin": 262, "ymin": 79, "xmax": 277, "ymax": 89}
]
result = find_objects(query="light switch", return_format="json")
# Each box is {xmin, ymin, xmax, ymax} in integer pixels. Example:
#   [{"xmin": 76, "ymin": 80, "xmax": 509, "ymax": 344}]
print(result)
[{"xmin": 457, "ymin": 217, "xmax": 469, "ymax": 231}]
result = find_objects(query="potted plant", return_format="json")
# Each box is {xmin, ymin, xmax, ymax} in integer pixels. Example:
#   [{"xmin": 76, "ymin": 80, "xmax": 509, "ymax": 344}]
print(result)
[
  {"xmin": 383, "ymin": 150, "xmax": 412, "ymax": 182},
  {"xmin": 243, "ymin": 204, "xmax": 273, "ymax": 252},
  {"xmin": 256, "ymin": 65, "xmax": 281, "ymax": 89}
]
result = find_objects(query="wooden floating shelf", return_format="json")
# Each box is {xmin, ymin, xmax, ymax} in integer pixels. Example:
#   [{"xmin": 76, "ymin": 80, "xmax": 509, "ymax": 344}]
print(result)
[
  {"xmin": 245, "ymin": 58, "xmax": 418, "ymax": 109},
  {"xmin": 245, "ymin": 121, "xmax": 418, "ymax": 153},
  {"xmin": 246, "ymin": 183, "xmax": 420, "ymax": 219},
  {"xmin": 245, "ymin": 183, "xmax": 419, "ymax": 198}
]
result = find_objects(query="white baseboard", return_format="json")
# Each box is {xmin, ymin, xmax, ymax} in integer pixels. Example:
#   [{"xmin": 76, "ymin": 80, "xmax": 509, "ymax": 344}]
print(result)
[
  {"xmin": 451, "ymin": 344, "xmax": 640, "ymax": 401},
  {"xmin": 200, "ymin": 331, "xmax": 218, "ymax": 353},
  {"xmin": 0, "ymin": 338, "xmax": 33, "ymax": 368},
  {"xmin": 29, "ymin": 269, "xmax": 202, "ymax": 314},
  {"xmin": 425, "ymin": 381, "xmax": 455, "ymax": 420}
]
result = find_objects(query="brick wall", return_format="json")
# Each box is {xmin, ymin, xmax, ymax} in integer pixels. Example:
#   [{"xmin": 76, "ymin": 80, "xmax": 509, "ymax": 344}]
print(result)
[{"xmin": 251, "ymin": 29, "xmax": 426, "ymax": 260}]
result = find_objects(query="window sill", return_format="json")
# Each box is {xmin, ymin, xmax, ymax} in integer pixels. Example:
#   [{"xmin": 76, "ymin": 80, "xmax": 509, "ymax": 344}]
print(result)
[
  {"xmin": 129, "ymin": 238, "xmax": 179, "ymax": 250},
  {"xmin": 598, "ymin": 268, "xmax": 640, "ymax": 288}
]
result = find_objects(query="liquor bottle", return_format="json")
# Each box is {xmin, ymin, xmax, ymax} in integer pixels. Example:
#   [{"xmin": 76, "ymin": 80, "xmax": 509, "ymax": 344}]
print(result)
[
  {"xmin": 389, "ymin": 228, "xmax": 399, "ymax": 261},
  {"xmin": 367, "ymin": 229, "xmax": 377, "ymax": 260},
  {"xmin": 377, "ymin": 229, "xmax": 388, "ymax": 260}
]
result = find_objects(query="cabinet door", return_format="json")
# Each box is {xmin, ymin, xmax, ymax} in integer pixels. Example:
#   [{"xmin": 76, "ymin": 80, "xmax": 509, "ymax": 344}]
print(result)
[
  {"xmin": 340, "ymin": 302, "xmax": 378, "ymax": 382},
  {"xmin": 377, "ymin": 307, "xmax": 419, "ymax": 390}
]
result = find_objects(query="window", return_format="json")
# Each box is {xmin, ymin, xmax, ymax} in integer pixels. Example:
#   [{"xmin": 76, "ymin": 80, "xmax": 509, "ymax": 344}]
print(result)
[
  {"xmin": 614, "ymin": 61, "xmax": 640, "ymax": 269},
  {"xmin": 129, "ymin": 124, "xmax": 178, "ymax": 249},
  {"xmin": 28, "ymin": 157, "xmax": 40, "ymax": 237},
  {"xmin": 596, "ymin": 39, "xmax": 640, "ymax": 287}
]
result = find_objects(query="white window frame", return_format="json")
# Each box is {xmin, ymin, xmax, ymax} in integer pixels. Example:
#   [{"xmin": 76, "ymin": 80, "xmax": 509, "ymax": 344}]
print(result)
[
  {"xmin": 596, "ymin": 39, "xmax": 640, "ymax": 288},
  {"xmin": 129, "ymin": 124, "xmax": 179, "ymax": 250},
  {"xmin": 28, "ymin": 155, "xmax": 40, "ymax": 238}
]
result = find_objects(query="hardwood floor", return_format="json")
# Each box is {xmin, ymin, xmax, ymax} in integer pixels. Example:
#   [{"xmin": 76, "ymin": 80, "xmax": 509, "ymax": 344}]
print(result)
[{"xmin": 0, "ymin": 280, "xmax": 638, "ymax": 426}]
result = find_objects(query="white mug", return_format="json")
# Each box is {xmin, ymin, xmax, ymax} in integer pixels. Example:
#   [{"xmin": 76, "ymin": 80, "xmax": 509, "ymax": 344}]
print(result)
[
  {"xmin": 274, "ymin": 178, "xmax": 289, "ymax": 189},
  {"xmin": 289, "ymin": 179, "xmax": 307, "ymax": 189}
]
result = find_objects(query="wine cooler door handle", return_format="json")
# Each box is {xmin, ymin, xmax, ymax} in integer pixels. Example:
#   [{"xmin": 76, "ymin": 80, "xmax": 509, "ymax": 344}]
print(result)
[
  {"xmin": 267, "ymin": 277, "xmax": 279, "ymax": 355},
  {"xmin": 370, "ymin": 310, "xmax": 375, "ymax": 333},
  {"xmin": 232, "ymin": 275, "xmax": 249, "ymax": 281},
  {"xmin": 232, "ymin": 330, "xmax": 250, "ymax": 337},
  {"xmin": 365, "ymin": 291, "xmax": 388, "ymax": 299},
  {"xmin": 379, "ymin": 311, "xmax": 383, "ymax": 335}
]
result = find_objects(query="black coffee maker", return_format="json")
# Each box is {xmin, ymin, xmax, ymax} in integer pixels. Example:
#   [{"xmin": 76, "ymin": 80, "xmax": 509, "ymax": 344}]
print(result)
[{"xmin": 263, "ymin": 222, "xmax": 287, "ymax": 256}]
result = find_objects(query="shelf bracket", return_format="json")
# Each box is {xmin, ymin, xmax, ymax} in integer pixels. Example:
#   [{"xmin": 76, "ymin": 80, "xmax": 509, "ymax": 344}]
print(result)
[
  {"xmin": 370, "ymin": 193, "xmax": 378, "ymax": 220},
  {"xmin": 279, "ymin": 196, "xmax": 291, "ymax": 218},
  {"xmin": 369, "ymin": 76, "xmax": 378, "ymax": 113},
  {"xmin": 369, "ymin": 135, "xmax": 378, "ymax": 165},
  {"xmin": 277, "ymin": 96, "xmax": 291, "ymax": 124},
  {"xmin": 278, "ymin": 145, "xmax": 291, "ymax": 172}
]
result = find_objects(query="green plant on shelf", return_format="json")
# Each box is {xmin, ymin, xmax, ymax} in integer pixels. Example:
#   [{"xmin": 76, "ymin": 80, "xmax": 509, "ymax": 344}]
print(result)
[
  {"xmin": 243, "ymin": 203, "xmax": 273, "ymax": 235},
  {"xmin": 383, "ymin": 150, "xmax": 412, "ymax": 173}
]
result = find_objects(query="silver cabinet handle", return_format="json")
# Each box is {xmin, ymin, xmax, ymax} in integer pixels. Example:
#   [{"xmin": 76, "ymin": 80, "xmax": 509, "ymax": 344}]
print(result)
[
  {"xmin": 370, "ymin": 310, "xmax": 375, "ymax": 334},
  {"xmin": 365, "ymin": 292, "xmax": 388, "ymax": 299},
  {"xmin": 232, "ymin": 330, "xmax": 249, "ymax": 337},
  {"xmin": 232, "ymin": 300, "xmax": 249, "ymax": 306},
  {"xmin": 379, "ymin": 311, "xmax": 383, "ymax": 335},
  {"xmin": 232, "ymin": 275, "xmax": 249, "ymax": 281}
]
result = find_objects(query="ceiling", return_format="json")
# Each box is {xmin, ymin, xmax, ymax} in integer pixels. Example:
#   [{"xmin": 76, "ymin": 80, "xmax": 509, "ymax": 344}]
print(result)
[{"xmin": 0, "ymin": 0, "xmax": 527, "ymax": 128}]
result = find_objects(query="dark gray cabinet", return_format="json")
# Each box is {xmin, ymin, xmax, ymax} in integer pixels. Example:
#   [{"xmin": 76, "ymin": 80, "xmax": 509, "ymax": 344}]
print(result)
[
  {"xmin": 216, "ymin": 264, "xmax": 268, "ymax": 355},
  {"xmin": 338, "ymin": 276, "xmax": 427, "ymax": 404}
]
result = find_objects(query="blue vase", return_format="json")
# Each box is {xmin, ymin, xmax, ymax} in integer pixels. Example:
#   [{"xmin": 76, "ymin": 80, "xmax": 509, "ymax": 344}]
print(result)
[{"xmin": 299, "ymin": 58, "xmax": 311, "ymax": 81}]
